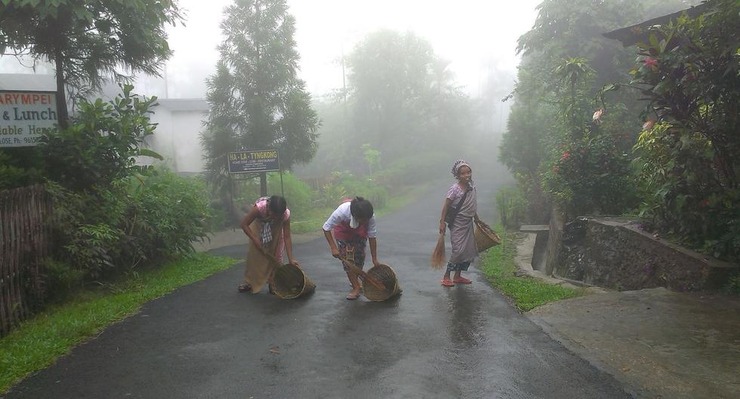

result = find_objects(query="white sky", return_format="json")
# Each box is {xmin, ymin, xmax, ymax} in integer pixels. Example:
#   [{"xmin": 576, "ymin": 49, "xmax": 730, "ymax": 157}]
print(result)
[{"xmin": 162, "ymin": 0, "xmax": 541, "ymax": 99}]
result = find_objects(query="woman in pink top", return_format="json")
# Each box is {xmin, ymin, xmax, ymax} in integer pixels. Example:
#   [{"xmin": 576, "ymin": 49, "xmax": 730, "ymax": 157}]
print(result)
[
  {"xmin": 238, "ymin": 195, "xmax": 298, "ymax": 293},
  {"xmin": 438, "ymin": 160, "xmax": 480, "ymax": 287},
  {"xmin": 322, "ymin": 197, "xmax": 380, "ymax": 300}
]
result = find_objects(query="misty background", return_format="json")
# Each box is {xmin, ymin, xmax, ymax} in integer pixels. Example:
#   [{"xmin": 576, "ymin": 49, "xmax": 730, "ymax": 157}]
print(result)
[{"xmin": 1, "ymin": 0, "xmax": 538, "ymax": 144}]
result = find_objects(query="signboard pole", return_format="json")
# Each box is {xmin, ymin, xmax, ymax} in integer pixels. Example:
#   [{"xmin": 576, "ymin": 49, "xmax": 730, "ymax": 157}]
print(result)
[{"xmin": 279, "ymin": 156, "xmax": 285, "ymax": 198}]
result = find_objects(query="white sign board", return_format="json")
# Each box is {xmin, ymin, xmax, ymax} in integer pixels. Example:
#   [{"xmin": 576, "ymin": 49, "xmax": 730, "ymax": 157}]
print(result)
[{"xmin": 0, "ymin": 91, "xmax": 58, "ymax": 147}]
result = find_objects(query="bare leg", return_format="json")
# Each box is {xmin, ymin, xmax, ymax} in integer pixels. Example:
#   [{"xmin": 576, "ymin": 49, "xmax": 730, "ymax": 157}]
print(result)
[{"xmin": 345, "ymin": 270, "xmax": 362, "ymax": 299}]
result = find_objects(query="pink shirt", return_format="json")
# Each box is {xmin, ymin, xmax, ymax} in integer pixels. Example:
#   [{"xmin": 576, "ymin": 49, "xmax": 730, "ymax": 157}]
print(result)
[{"xmin": 254, "ymin": 197, "xmax": 290, "ymax": 221}]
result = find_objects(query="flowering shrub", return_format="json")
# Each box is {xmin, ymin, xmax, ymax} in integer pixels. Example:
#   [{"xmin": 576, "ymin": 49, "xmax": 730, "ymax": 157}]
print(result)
[
  {"xmin": 544, "ymin": 133, "xmax": 635, "ymax": 217},
  {"xmin": 629, "ymin": 0, "xmax": 739, "ymax": 261}
]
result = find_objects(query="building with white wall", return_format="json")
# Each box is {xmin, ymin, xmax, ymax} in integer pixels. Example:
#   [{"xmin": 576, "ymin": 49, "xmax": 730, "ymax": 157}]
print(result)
[
  {"xmin": 0, "ymin": 73, "xmax": 209, "ymax": 174},
  {"xmin": 148, "ymin": 98, "xmax": 208, "ymax": 174}
]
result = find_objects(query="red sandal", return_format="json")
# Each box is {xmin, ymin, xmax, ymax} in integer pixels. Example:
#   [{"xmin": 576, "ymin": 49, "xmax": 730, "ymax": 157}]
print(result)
[{"xmin": 441, "ymin": 278, "xmax": 455, "ymax": 287}]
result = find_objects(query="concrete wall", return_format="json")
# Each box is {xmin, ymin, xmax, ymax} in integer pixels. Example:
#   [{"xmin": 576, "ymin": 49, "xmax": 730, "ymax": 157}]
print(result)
[
  {"xmin": 547, "ymin": 217, "xmax": 737, "ymax": 291},
  {"xmin": 148, "ymin": 105, "xmax": 207, "ymax": 173}
]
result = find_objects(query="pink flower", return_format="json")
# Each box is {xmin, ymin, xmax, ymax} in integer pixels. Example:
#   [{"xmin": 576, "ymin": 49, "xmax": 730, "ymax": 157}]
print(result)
[
  {"xmin": 643, "ymin": 57, "xmax": 658, "ymax": 71},
  {"xmin": 642, "ymin": 120, "xmax": 656, "ymax": 130},
  {"xmin": 561, "ymin": 151, "xmax": 570, "ymax": 160}
]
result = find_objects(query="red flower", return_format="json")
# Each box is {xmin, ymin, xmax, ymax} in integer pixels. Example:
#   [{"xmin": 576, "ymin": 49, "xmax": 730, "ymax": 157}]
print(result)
[
  {"xmin": 643, "ymin": 57, "xmax": 658, "ymax": 71},
  {"xmin": 561, "ymin": 151, "xmax": 571, "ymax": 160},
  {"xmin": 699, "ymin": 199, "xmax": 710, "ymax": 208}
]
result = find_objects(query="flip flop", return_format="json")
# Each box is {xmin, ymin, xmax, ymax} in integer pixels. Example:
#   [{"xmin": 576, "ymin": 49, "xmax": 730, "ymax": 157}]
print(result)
[
  {"xmin": 346, "ymin": 292, "xmax": 360, "ymax": 300},
  {"xmin": 453, "ymin": 277, "xmax": 472, "ymax": 284},
  {"xmin": 238, "ymin": 283, "xmax": 252, "ymax": 293},
  {"xmin": 441, "ymin": 278, "xmax": 455, "ymax": 287}
]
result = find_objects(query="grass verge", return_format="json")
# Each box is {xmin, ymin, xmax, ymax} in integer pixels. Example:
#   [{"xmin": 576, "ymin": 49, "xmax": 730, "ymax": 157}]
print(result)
[
  {"xmin": 289, "ymin": 183, "xmax": 431, "ymax": 234},
  {"xmin": 479, "ymin": 229, "xmax": 584, "ymax": 311},
  {"xmin": 0, "ymin": 252, "xmax": 237, "ymax": 394}
]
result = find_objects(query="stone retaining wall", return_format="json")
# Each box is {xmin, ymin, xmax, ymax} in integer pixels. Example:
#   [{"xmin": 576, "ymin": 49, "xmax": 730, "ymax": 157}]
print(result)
[{"xmin": 549, "ymin": 217, "xmax": 737, "ymax": 291}]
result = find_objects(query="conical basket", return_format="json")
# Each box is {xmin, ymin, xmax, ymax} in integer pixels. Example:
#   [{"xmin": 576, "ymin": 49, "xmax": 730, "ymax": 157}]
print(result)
[
  {"xmin": 363, "ymin": 264, "xmax": 402, "ymax": 302},
  {"xmin": 474, "ymin": 220, "xmax": 501, "ymax": 253},
  {"xmin": 270, "ymin": 264, "xmax": 316, "ymax": 299}
]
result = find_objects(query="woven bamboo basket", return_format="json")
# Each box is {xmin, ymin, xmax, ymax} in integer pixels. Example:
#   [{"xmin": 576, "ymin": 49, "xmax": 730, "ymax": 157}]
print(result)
[
  {"xmin": 363, "ymin": 264, "xmax": 402, "ymax": 302},
  {"xmin": 474, "ymin": 221, "xmax": 501, "ymax": 253},
  {"xmin": 270, "ymin": 264, "xmax": 316, "ymax": 299}
]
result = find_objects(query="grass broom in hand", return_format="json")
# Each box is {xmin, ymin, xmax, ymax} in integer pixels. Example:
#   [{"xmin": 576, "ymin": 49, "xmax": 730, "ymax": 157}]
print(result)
[{"xmin": 431, "ymin": 232, "xmax": 446, "ymax": 269}]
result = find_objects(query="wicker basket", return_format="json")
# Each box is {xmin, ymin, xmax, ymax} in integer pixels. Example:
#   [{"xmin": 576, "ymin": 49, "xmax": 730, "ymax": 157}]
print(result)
[
  {"xmin": 474, "ymin": 220, "xmax": 501, "ymax": 252},
  {"xmin": 270, "ymin": 264, "xmax": 316, "ymax": 299},
  {"xmin": 363, "ymin": 264, "xmax": 402, "ymax": 302}
]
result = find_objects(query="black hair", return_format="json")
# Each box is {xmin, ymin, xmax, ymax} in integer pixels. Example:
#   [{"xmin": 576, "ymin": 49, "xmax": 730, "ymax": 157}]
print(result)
[
  {"xmin": 350, "ymin": 196, "xmax": 374, "ymax": 220},
  {"xmin": 268, "ymin": 195, "xmax": 287, "ymax": 218}
]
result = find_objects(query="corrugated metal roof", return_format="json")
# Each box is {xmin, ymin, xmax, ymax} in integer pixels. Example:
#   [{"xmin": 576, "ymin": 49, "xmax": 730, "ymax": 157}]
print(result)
[
  {"xmin": 603, "ymin": 3, "xmax": 710, "ymax": 47},
  {"xmin": 0, "ymin": 73, "xmax": 56, "ymax": 91},
  {"xmin": 156, "ymin": 98, "xmax": 209, "ymax": 112}
]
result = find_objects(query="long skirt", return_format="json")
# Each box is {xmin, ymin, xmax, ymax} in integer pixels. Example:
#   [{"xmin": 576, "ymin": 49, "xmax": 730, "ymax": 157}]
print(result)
[
  {"xmin": 448, "ymin": 215, "xmax": 477, "ymax": 267},
  {"xmin": 243, "ymin": 219, "xmax": 284, "ymax": 293}
]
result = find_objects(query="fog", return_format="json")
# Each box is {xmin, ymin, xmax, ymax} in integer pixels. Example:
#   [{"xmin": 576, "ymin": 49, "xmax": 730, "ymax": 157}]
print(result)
[
  {"xmin": 0, "ymin": 0, "xmax": 541, "ymax": 180},
  {"xmin": 160, "ymin": 0, "xmax": 540, "ymax": 99}
]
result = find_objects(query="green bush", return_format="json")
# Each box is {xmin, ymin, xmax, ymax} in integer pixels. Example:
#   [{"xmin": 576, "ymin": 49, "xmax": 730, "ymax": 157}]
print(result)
[
  {"xmin": 39, "ymin": 84, "xmax": 160, "ymax": 192},
  {"xmin": 46, "ymin": 169, "xmax": 212, "ymax": 285},
  {"xmin": 496, "ymin": 185, "xmax": 528, "ymax": 229},
  {"xmin": 120, "ymin": 169, "xmax": 211, "ymax": 264},
  {"xmin": 0, "ymin": 150, "xmax": 44, "ymax": 190}
]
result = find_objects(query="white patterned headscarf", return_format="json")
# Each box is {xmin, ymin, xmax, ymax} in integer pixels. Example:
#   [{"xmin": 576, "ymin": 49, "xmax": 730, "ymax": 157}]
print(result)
[{"xmin": 451, "ymin": 159, "xmax": 471, "ymax": 177}]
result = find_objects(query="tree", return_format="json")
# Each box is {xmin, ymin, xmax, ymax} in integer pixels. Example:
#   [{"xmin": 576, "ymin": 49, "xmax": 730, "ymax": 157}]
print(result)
[
  {"xmin": 345, "ymin": 30, "xmax": 474, "ymax": 169},
  {"xmin": 0, "ymin": 0, "xmax": 182, "ymax": 128},
  {"xmin": 201, "ymin": 0, "xmax": 319, "ymax": 220},
  {"xmin": 500, "ymin": 0, "xmax": 693, "ymax": 223}
]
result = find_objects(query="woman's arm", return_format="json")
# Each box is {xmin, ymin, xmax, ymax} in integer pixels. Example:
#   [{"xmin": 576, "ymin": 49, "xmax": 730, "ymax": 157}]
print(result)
[
  {"xmin": 439, "ymin": 198, "xmax": 452, "ymax": 235},
  {"xmin": 323, "ymin": 229, "xmax": 340, "ymax": 258},
  {"xmin": 283, "ymin": 218, "xmax": 299, "ymax": 267},
  {"xmin": 369, "ymin": 237, "xmax": 379, "ymax": 267},
  {"xmin": 240, "ymin": 206, "xmax": 263, "ymax": 249}
]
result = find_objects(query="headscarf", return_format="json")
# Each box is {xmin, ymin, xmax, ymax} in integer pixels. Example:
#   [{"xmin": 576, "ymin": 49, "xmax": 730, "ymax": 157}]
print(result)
[{"xmin": 451, "ymin": 159, "xmax": 471, "ymax": 177}]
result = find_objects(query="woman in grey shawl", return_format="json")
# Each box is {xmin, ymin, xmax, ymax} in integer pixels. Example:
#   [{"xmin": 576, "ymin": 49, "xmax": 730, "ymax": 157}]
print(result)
[{"xmin": 438, "ymin": 160, "xmax": 480, "ymax": 287}]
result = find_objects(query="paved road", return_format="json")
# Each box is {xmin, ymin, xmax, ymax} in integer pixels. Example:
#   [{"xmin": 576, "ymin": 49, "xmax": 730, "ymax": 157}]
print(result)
[{"xmin": 4, "ymin": 180, "xmax": 631, "ymax": 399}]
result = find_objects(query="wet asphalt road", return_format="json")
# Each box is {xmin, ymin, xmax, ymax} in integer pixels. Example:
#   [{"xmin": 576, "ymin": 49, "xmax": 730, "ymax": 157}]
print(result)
[{"xmin": 3, "ymin": 180, "xmax": 630, "ymax": 399}]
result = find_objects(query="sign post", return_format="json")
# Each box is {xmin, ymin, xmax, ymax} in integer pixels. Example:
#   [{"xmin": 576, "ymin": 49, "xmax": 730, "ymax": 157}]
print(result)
[{"xmin": 228, "ymin": 149, "xmax": 283, "ymax": 198}]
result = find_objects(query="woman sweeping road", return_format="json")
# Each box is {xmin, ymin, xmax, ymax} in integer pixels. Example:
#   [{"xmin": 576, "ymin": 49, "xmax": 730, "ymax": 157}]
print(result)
[
  {"xmin": 238, "ymin": 195, "xmax": 299, "ymax": 294},
  {"xmin": 438, "ymin": 160, "xmax": 481, "ymax": 287},
  {"xmin": 322, "ymin": 197, "xmax": 381, "ymax": 300}
]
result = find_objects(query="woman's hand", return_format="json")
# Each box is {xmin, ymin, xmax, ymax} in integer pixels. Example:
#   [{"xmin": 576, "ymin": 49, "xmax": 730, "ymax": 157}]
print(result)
[
  {"xmin": 330, "ymin": 247, "xmax": 341, "ymax": 258},
  {"xmin": 288, "ymin": 259, "xmax": 300, "ymax": 268},
  {"xmin": 439, "ymin": 220, "xmax": 446, "ymax": 235}
]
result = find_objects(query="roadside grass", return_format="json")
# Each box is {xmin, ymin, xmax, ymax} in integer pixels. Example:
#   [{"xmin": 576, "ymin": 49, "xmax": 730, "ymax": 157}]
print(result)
[
  {"xmin": 480, "ymin": 230, "xmax": 584, "ymax": 311},
  {"xmin": 0, "ymin": 253, "xmax": 237, "ymax": 394},
  {"xmin": 289, "ymin": 183, "xmax": 430, "ymax": 234}
]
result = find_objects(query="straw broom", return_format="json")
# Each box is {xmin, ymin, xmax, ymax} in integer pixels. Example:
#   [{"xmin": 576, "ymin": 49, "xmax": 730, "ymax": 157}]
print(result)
[
  {"xmin": 339, "ymin": 256, "xmax": 385, "ymax": 290},
  {"xmin": 431, "ymin": 232, "xmax": 446, "ymax": 269}
]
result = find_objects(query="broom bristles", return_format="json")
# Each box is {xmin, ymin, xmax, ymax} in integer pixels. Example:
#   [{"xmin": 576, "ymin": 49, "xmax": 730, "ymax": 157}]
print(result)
[{"xmin": 431, "ymin": 233, "xmax": 446, "ymax": 269}]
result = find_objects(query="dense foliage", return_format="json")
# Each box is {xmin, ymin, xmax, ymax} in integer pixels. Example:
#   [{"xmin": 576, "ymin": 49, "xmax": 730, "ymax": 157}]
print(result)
[
  {"xmin": 500, "ymin": 0, "xmax": 737, "ymax": 262},
  {"xmin": 36, "ymin": 89, "xmax": 210, "ymax": 292},
  {"xmin": 630, "ymin": 0, "xmax": 739, "ymax": 260}
]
